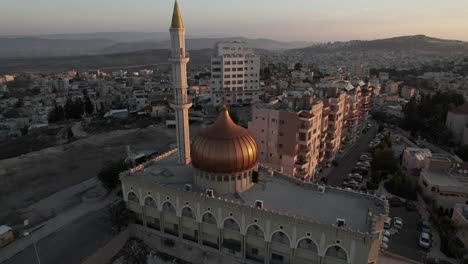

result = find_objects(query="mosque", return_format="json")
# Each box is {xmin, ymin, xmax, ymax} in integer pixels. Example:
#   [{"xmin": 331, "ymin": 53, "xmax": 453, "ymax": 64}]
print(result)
[{"xmin": 120, "ymin": 1, "xmax": 388, "ymax": 263}]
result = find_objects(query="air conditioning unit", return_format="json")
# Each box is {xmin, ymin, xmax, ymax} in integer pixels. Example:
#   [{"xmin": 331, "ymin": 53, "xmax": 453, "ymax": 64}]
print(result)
[
  {"xmin": 255, "ymin": 200, "xmax": 264, "ymax": 209},
  {"xmin": 318, "ymin": 185, "xmax": 326, "ymax": 194},
  {"xmin": 185, "ymin": 184, "xmax": 192, "ymax": 191},
  {"xmin": 205, "ymin": 189, "xmax": 214, "ymax": 198},
  {"xmin": 336, "ymin": 218, "xmax": 346, "ymax": 227}
]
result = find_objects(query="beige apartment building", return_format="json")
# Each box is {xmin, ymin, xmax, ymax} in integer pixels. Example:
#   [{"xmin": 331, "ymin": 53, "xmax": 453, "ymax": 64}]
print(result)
[{"xmin": 248, "ymin": 89, "xmax": 347, "ymax": 182}]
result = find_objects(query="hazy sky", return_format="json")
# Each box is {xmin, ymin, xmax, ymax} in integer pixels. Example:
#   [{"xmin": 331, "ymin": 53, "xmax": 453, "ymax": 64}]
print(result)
[{"xmin": 1, "ymin": 0, "xmax": 468, "ymax": 41}]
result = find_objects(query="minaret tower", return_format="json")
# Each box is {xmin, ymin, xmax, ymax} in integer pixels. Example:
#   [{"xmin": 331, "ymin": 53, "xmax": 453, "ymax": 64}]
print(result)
[{"xmin": 169, "ymin": 0, "xmax": 191, "ymax": 165}]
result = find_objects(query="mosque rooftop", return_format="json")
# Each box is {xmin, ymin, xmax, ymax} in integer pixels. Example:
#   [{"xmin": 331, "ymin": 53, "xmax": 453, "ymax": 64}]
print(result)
[{"xmin": 123, "ymin": 152, "xmax": 388, "ymax": 233}]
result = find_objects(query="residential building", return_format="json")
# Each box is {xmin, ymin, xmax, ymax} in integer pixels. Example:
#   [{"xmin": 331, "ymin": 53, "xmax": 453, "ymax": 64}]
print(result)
[
  {"xmin": 120, "ymin": 3, "xmax": 388, "ymax": 264},
  {"xmin": 401, "ymin": 147, "xmax": 432, "ymax": 176},
  {"xmin": 446, "ymin": 103, "xmax": 468, "ymax": 145},
  {"xmin": 418, "ymin": 157, "xmax": 468, "ymax": 209},
  {"xmin": 400, "ymin": 86, "xmax": 415, "ymax": 100},
  {"xmin": 210, "ymin": 41, "xmax": 260, "ymax": 106},
  {"xmin": 452, "ymin": 203, "xmax": 468, "ymax": 248},
  {"xmin": 248, "ymin": 93, "xmax": 323, "ymax": 181}
]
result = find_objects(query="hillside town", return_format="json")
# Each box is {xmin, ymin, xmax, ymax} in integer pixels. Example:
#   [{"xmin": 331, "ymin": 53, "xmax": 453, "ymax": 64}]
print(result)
[{"xmin": 1, "ymin": 3, "xmax": 468, "ymax": 262}]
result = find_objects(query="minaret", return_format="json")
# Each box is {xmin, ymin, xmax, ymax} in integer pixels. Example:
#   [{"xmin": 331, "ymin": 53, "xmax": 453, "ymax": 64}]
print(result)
[{"xmin": 169, "ymin": 0, "xmax": 191, "ymax": 165}]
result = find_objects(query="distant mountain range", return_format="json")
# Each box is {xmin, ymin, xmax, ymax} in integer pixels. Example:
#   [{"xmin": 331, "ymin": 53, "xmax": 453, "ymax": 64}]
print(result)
[
  {"xmin": 0, "ymin": 32, "xmax": 316, "ymax": 59},
  {"xmin": 290, "ymin": 35, "xmax": 468, "ymax": 54},
  {"xmin": 1, "ymin": 34, "xmax": 467, "ymax": 74}
]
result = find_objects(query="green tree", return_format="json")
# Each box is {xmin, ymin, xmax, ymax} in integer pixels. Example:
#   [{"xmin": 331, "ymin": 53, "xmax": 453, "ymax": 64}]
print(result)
[
  {"xmin": 294, "ymin": 63, "xmax": 302, "ymax": 70},
  {"xmin": 384, "ymin": 170, "xmax": 417, "ymax": 200},
  {"xmin": 122, "ymin": 238, "xmax": 149, "ymax": 264},
  {"xmin": 84, "ymin": 96, "xmax": 94, "ymax": 115},
  {"xmin": 371, "ymin": 147, "xmax": 398, "ymax": 174},
  {"xmin": 106, "ymin": 201, "xmax": 136, "ymax": 234},
  {"xmin": 48, "ymin": 104, "xmax": 66, "ymax": 123},
  {"xmin": 97, "ymin": 159, "xmax": 127, "ymax": 192},
  {"xmin": 20, "ymin": 125, "xmax": 28, "ymax": 136}
]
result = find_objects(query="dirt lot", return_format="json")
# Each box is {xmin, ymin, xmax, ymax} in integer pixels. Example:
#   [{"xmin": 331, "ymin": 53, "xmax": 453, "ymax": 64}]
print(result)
[{"xmin": 0, "ymin": 124, "xmax": 198, "ymax": 225}]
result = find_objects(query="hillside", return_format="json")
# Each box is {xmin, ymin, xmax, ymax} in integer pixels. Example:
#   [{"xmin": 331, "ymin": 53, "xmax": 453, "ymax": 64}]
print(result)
[
  {"xmin": 0, "ymin": 49, "xmax": 213, "ymax": 74},
  {"xmin": 293, "ymin": 35, "xmax": 468, "ymax": 54},
  {"xmin": 0, "ymin": 34, "xmax": 314, "ymax": 59}
]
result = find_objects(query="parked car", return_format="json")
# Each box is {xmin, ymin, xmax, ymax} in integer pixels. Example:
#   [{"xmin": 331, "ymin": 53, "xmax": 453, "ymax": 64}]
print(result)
[
  {"xmin": 384, "ymin": 217, "xmax": 392, "ymax": 229},
  {"xmin": 405, "ymin": 200, "xmax": 417, "ymax": 211},
  {"xmin": 325, "ymin": 163, "xmax": 332, "ymax": 168},
  {"xmin": 382, "ymin": 235, "xmax": 389, "ymax": 244},
  {"xmin": 393, "ymin": 217, "xmax": 403, "ymax": 229},
  {"xmin": 419, "ymin": 220, "xmax": 431, "ymax": 234},
  {"xmin": 383, "ymin": 230, "xmax": 391, "ymax": 238},
  {"xmin": 380, "ymin": 242, "xmax": 388, "ymax": 250},
  {"xmin": 389, "ymin": 197, "xmax": 403, "ymax": 207},
  {"xmin": 419, "ymin": 232, "xmax": 431, "ymax": 249}
]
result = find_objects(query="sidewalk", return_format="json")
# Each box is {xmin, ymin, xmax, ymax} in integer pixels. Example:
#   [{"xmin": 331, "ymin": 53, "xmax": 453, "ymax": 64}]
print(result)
[{"xmin": 0, "ymin": 191, "xmax": 119, "ymax": 263}]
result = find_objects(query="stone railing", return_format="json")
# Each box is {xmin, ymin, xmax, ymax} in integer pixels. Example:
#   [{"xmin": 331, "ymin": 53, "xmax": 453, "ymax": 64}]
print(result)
[{"xmin": 121, "ymin": 149, "xmax": 178, "ymax": 177}]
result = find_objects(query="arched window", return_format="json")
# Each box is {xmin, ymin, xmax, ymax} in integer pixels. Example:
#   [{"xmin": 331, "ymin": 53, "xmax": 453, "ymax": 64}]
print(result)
[
  {"xmin": 181, "ymin": 207, "xmax": 196, "ymax": 219},
  {"xmin": 144, "ymin": 197, "xmax": 157, "ymax": 208},
  {"xmin": 128, "ymin": 192, "xmax": 139, "ymax": 203},
  {"xmin": 325, "ymin": 245, "xmax": 347, "ymax": 261},
  {"xmin": 271, "ymin": 231, "xmax": 290, "ymax": 245},
  {"xmin": 297, "ymin": 238, "xmax": 318, "ymax": 252},
  {"xmin": 246, "ymin": 224, "xmax": 264, "ymax": 238},
  {"xmin": 202, "ymin": 212, "xmax": 217, "ymax": 225},
  {"xmin": 162, "ymin": 202, "xmax": 176, "ymax": 214},
  {"xmin": 223, "ymin": 218, "xmax": 240, "ymax": 231}
]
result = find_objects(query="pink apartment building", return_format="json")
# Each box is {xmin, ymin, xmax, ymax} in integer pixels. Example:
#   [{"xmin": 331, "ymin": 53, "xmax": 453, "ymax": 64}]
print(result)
[{"xmin": 248, "ymin": 90, "xmax": 347, "ymax": 181}]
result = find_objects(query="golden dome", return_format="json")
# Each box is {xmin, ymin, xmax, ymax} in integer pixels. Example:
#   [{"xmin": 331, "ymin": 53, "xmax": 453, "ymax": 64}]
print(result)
[
  {"xmin": 191, "ymin": 107, "xmax": 258, "ymax": 173},
  {"xmin": 171, "ymin": 0, "xmax": 184, "ymax": 29}
]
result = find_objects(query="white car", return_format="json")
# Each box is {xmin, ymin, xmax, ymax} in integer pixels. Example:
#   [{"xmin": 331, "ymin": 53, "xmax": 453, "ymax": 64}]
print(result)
[
  {"xmin": 384, "ymin": 217, "xmax": 392, "ymax": 229},
  {"xmin": 382, "ymin": 236, "xmax": 389, "ymax": 244},
  {"xmin": 380, "ymin": 242, "xmax": 388, "ymax": 249},
  {"xmin": 383, "ymin": 230, "xmax": 391, "ymax": 237},
  {"xmin": 393, "ymin": 217, "xmax": 403, "ymax": 229},
  {"xmin": 419, "ymin": 232, "xmax": 431, "ymax": 249},
  {"xmin": 357, "ymin": 162, "xmax": 371, "ymax": 167}
]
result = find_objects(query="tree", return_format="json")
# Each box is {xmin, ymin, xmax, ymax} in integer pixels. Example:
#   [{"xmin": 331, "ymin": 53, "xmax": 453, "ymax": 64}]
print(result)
[
  {"xmin": 48, "ymin": 104, "xmax": 66, "ymax": 123},
  {"xmin": 371, "ymin": 147, "xmax": 398, "ymax": 174},
  {"xmin": 122, "ymin": 238, "xmax": 149, "ymax": 264},
  {"xmin": 294, "ymin": 63, "xmax": 302, "ymax": 71},
  {"xmin": 384, "ymin": 170, "xmax": 417, "ymax": 200},
  {"xmin": 20, "ymin": 125, "xmax": 28, "ymax": 136},
  {"xmin": 97, "ymin": 159, "xmax": 127, "ymax": 192},
  {"xmin": 84, "ymin": 96, "xmax": 94, "ymax": 115},
  {"xmin": 64, "ymin": 98, "xmax": 84, "ymax": 119},
  {"xmin": 106, "ymin": 201, "xmax": 136, "ymax": 234}
]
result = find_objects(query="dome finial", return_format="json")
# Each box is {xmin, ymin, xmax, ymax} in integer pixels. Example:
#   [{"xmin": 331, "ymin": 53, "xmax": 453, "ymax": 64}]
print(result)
[
  {"xmin": 221, "ymin": 95, "xmax": 229, "ymax": 112},
  {"xmin": 171, "ymin": 0, "xmax": 184, "ymax": 29}
]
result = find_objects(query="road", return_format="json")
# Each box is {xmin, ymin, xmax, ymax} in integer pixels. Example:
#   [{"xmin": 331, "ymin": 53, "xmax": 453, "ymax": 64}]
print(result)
[
  {"xmin": 3, "ymin": 208, "xmax": 113, "ymax": 264},
  {"xmin": 326, "ymin": 124, "xmax": 379, "ymax": 186},
  {"xmin": 387, "ymin": 207, "xmax": 426, "ymax": 263}
]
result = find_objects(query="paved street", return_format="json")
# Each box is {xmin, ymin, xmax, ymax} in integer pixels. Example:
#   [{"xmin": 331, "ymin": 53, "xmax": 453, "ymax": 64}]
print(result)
[
  {"xmin": 387, "ymin": 207, "xmax": 426, "ymax": 263},
  {"xmin": 3, "ymin": 208, "xmax": 113, "ymax": 264},
  {"xmin": 325, "ymin": 123, "xmax": 378, "ymax": 186}
]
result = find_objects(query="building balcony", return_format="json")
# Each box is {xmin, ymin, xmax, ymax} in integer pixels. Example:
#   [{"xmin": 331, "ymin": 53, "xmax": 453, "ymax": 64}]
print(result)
[
  {"xmin": 295, "ymin": 170, "xmax": 309, "ymax": 181},
  {"xmin": 295, "ymin": 160, "xmax": 309, "ymax": 169},
  {"xmin": 297, "ymin": 148, "xmax": 310, "ymax": 156}
]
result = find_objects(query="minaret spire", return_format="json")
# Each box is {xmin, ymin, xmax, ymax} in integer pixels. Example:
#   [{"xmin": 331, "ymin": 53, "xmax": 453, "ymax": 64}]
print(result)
[
  {"xmin": 171, "ymin": 0, "xmax": 184, "ymax": 29},
  {"xmin": 169, "ymin": 0, "xmax": 191, "ymax": 165}
]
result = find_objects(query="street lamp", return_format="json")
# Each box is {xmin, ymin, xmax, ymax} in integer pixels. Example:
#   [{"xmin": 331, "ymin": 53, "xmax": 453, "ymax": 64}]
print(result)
[{"xmin": 23, "ymin": 219, "xmax": 41, "ymax": 264}]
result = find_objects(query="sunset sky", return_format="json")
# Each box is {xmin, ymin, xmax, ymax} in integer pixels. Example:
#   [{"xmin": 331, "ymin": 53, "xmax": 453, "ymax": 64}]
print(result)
[{"xmin": 2, "ymin": 0, "xmax": 468, "ymax": 41}]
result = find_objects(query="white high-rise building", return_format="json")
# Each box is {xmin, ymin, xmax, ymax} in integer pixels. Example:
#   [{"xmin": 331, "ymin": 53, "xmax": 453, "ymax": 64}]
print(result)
[{"xmin": 210, "ymin": 41, "xmax": 261, "ymax": 106}]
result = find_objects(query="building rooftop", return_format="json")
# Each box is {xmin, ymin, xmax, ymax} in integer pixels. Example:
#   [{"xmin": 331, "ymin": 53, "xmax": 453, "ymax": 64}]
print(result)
[{"xmin": 126, "ymin": 152, "xmax": 387, "ymax": 233}]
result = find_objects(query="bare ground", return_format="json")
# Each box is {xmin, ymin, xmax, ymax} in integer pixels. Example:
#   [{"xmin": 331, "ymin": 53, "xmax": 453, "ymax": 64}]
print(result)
[{"xmin": 0, "ymin": 125, "xmax": 185, "ymax": 225}]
